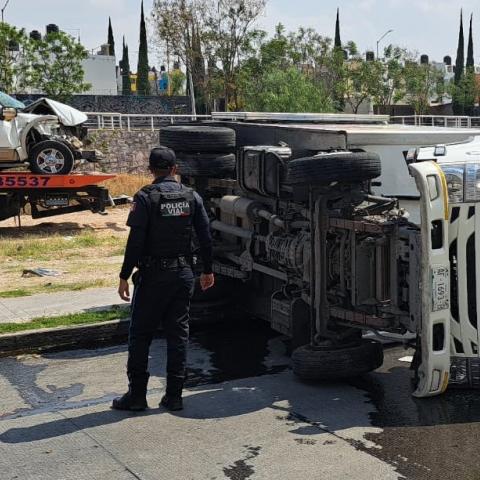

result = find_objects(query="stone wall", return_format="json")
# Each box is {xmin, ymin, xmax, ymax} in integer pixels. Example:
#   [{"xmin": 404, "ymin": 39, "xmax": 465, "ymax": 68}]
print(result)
[
  {"xmin": 85, "ymin": 129, "xmax": 159, "ymax": 173},
  {"xmin": 16, "ymin": 94, "xmax": 190, "ymax": 114}
]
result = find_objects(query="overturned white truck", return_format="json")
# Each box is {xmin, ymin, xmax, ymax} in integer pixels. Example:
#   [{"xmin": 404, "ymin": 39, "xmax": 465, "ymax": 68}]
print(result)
[{"xmin": 159, "ymin": 113, "xmax": 480, "ymax": 398}]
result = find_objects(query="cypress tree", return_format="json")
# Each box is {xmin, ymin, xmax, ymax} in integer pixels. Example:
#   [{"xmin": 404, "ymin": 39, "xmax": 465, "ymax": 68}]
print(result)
[
  {"xmin": 137, "ymin": 0, "xmax": 150, "ymax": 96},
  {"xmin": 108, "ymin": 17, "xmax": 115, "ymax": 57},
  {"xmin": 467, "ymin": 14, "xmax": 474, "ymax": 69},
  {"xmin": 121, "ymin": 36, "xmax": 131, "ymax": 96},
  {"xmin": 453, "ymin": 10, "xmax": 465, "ymax": 115},
  {"xmin": 334, "ymin": 8, "xmax": 341, "ymax": 49},
  {"xmin": 465, "ymin": 14, "xmax": 475, "ymax": 115}
]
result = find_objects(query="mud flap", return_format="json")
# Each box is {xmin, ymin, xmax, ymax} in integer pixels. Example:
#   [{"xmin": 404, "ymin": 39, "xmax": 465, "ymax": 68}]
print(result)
[{"xmin": 410, "ymin": 161, "xmax": 451, "ymax": 397}]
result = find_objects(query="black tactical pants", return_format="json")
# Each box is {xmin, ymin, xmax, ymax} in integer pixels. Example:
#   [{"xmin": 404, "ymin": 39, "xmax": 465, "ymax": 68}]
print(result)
[{"xmin": 127, "ymin": 265, "xmax": 195, "ymax": 386}]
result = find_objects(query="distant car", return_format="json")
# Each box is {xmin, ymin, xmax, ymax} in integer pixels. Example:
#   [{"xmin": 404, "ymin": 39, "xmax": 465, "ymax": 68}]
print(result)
[{"xmin": 0, "ymin": 92, "xmax": 102, "ymax": 175}]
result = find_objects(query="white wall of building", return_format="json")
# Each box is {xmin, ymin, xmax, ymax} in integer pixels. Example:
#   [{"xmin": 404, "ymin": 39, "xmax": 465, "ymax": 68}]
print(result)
[{"xmin": 81, "ymin": 54, "xmax": 118, "ymax": 96}]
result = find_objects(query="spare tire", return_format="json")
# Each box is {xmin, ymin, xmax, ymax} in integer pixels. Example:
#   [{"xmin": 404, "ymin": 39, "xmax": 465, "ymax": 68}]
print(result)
[
  {"xmin": 292, "ymin": 339, "xmax": 383, "ymax": 380},
  {"xmin": 286, "ymin": 151, "xmax": 381, "ymax": 186},
  {"xmin": 159, "ymin": 126, "xmax": 236, "ymax": 153},
  {"xmin": 177, "ymin": 153, "xmax": 236, "ymax": 178}
]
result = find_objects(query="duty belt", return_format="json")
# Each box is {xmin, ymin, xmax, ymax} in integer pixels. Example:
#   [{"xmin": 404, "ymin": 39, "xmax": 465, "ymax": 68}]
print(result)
[{"xmin": 140, "ymin": 256, "xmax": 194, "ymax": 270}]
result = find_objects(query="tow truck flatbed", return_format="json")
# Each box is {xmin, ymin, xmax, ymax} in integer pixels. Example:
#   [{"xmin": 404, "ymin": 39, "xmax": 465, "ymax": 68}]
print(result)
[
  {"xmin": 0, "ymin": 173, "xmax": 116, "ymax": 221},
  {"xmin": 0, "ymin": 173, "xmax": 115, "ymax": 189}
]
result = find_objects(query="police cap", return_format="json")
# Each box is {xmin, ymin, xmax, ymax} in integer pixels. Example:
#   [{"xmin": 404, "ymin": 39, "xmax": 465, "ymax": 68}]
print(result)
[{"xmin": 149, "ymin": 146, "xmax": 176, "ymax": 169}]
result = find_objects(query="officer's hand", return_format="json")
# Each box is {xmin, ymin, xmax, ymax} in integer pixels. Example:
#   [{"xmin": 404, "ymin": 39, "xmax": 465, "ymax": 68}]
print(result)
[
  {"xmin": 118, "ymin": 278, "xmax": 131, "ymax": 302},
  {"xmin": 200, "ymin": 273, "xmax": 215, "ymax": 291}
]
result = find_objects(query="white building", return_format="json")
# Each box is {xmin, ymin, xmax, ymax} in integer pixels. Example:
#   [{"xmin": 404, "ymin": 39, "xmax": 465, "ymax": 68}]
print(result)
[{"xmin": 81, "ymin": 50, "xmax": 118, "ymax": 96}]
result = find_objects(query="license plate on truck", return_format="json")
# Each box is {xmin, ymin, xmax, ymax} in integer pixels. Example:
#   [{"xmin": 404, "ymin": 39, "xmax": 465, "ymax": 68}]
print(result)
[
  {"xmin": 432, "ymin": 266, "xmax": 449, "ymax": 312},
  {"xmin": 45, "ymin": 194, "xmax": 69, "ymax": 207}
]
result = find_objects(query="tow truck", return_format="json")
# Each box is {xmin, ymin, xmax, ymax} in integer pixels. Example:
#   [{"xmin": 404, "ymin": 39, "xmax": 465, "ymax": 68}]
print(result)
[{"xmin": 0, "ymin": 172, "xmax": 115, "ymax": 222}]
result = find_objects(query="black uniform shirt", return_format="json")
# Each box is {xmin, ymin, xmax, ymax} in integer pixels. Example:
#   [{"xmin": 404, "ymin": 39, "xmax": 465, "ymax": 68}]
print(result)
[{"xmin": 119, "ymin": 176, "xmax": 213, "ymax": 280}]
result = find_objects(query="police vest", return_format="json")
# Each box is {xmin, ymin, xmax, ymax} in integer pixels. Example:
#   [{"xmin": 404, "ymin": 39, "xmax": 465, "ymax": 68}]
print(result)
[{"xmin": 143, "ymin": 183, "xmax": 195, "ymax": 258}]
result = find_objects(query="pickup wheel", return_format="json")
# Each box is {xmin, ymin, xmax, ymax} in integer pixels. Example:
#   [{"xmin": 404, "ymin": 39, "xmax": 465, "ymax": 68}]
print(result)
[
  {"xmin": 286, "ymin": 151, "xmax": 381, "ymax": 185},
  {"xmin": 29, "ymin": 140, "xmax": 75, "ymax": 175},
  {"xmin": 292, "ymin": 339, "xmax": 383, "ymax": 380},
  {"xmin": 159, "ymin": 126, "xmax": 236, "ymax": 153},
  {"xmin": 177, "ymin": 153, "xmax": 236, "ymax": 178}
]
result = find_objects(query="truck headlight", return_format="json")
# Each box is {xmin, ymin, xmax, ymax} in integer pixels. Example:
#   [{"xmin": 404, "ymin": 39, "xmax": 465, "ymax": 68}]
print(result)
[{"xmin": 440, "ymin": 163, "xmax": 480, "ymax": 203}]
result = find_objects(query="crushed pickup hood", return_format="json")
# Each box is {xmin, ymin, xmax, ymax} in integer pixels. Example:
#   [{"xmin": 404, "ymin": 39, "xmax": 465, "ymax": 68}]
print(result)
[{"xmin": 23, "ymin": 98, "xmax": 88, "ymax": 127}]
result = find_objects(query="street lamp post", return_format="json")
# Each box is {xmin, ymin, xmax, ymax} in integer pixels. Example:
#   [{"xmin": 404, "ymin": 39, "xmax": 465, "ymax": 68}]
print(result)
[
  {"xmin": 376, "ymin": 29, "xmax": 394, "ymax": 59},
  {"xmin": 1, "ymin": 0, "xmax": 11, "ymax": 23}
]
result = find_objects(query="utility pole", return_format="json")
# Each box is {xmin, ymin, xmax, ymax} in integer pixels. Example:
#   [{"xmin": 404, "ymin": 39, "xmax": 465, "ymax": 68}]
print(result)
[
  {"xmin": 376, "ymin": 29, "xmax": 393, "ymax": 59},
  {"xmin": 1, "ymin": 0, "xmax": 11, "ymax": 23}
]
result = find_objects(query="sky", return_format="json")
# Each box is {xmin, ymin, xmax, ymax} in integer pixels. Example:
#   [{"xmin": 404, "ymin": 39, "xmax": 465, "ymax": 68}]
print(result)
[{"xmin": 3, "ymin": 0, "xmax": 478, "ymax": 68}]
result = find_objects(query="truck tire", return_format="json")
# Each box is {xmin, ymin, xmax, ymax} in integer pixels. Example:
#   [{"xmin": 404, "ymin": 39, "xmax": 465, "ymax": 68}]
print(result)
[
  {"xmin": 159, "ymin": 126, "xmax": 236, "ymax": 153},
  {"xmin": 292, "ymin": 339, "xmax": 383, "ymax": 380},
  {"xmin": 286, "ymin": 151, "xmax": 381, "ymax": 185},
  {"xmin": 177, "ymin": 153, "xmax": 236, "ymax": 178},
  {"xmin": 29, "ymin": 140, "xmax": 75, "ymax": 175}
]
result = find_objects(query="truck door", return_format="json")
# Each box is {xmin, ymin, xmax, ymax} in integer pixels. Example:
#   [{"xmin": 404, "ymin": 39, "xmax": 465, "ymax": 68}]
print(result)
[{"xmin": 409, "ymin": 161, "xmax": 451, "ymax": 397}]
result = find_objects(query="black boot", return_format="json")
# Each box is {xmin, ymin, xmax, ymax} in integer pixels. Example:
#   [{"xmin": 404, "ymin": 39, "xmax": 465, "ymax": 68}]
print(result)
[
  {"xmin": 112, "ymin": 373, "xmax": 149, "ymax": 411},
  {"xmin": 160, "ymin": 377, "xmax": 184, "ymax": 411}
]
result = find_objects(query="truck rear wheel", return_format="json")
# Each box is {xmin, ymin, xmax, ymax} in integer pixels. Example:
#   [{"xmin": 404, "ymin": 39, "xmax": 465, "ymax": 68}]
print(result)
[
  {"xmin": 177, "ymin": 153, "xmax": 236, "ymax": 178},
  {"xmin": 29, "ymin": 140, "xmax": 75, "ymax": 175},
  {"xmin": 292, "ymin": 339, "xmax": 383, "ymax": 380},
  {"xmin": 159, "ymin": 126, "xmax": 236, "ymax": 153},
  {"xmin": 286, "ymin": 151, "xmax": 381, "ymax": 185}
]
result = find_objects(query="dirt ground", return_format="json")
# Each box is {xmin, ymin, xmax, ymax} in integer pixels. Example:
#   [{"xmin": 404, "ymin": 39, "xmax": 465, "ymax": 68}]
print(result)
[{"xmin": 0, "ymin": 207, "xmax": 130, "ymax": 297}]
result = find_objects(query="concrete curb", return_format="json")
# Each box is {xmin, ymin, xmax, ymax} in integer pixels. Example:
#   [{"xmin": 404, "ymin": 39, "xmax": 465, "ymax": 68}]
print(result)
[{"xmin": 0, "ymin": 318, "xmax": 130, "ymax": 357}]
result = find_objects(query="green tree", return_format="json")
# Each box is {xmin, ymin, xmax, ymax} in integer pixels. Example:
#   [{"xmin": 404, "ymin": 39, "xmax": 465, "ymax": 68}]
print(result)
[
  {"xmin": 334, "ymin": 8, "xmax": 341, "ymax": 49},
  {"xmin": 170, "ymin": 69, "xmax": 186, "ymax": 95},
  {"xmin": 404, "ymin": 61, "xmax": 443, "ymax": 115},
  {"xmin": 453, "ymin": 10, "xmax": 465, "ymax": 115},
  {"xmin": 23, "ymin": 30, "xmax": 90, "ymax": 102},
  {"xmin": 0, "ymin": 23, "xmax": 29, "ymax": 94},
  {"xmin": 242, "ymin": 66, "xmax": 333, "ymax": 112},
  {"xmin": 465, "ymin": 14, "xmax": 475, "ymax": 115},
  {"xmin": 204, "ymin": 0, "xmax": 266, "ymax": 110},
  {"xmin": 120, "ymin": 36, "xmax": 131, "ymax": 95},
  {"xmin": 370, "ymin": 45, "xmax": 409, "ymax": 112},
  {"xmin": 342, "ymin": 60, "xmax": 379, "ymax": 114},
  {"xmin": 107, "ymin": 17, "xmax": 115, "ymax": 57},
  {"xmin": 137, "ymin": 0, "xmax": 150, "ymax": 96}
]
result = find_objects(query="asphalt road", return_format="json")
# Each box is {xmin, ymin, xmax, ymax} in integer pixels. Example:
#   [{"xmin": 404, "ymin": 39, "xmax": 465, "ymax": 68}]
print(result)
[{"xmin": 1, "ymin": 320, "xmax": 479, "ymax": 480}]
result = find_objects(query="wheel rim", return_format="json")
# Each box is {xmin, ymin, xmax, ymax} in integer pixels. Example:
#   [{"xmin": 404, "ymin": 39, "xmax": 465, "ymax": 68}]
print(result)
[{"xmin": 36, "ymin": 148, "xmax": 65, "ymax": 174}]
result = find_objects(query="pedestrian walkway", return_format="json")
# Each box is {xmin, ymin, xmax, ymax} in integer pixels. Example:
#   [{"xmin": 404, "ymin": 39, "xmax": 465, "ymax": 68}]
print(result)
[{"xmin": 0, "ymin": 287, "xmax": 126, "ymax": 324}]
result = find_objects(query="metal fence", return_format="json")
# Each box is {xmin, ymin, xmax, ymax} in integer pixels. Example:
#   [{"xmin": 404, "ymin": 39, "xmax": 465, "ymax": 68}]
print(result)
[
  {"xmin": 85, "ymin": 112, "xmax": 480, "ymax": 131},
  {"xmin": 390, "ymin": 115, "xmax": 480, "ymax": 128},
  {"xmin": 85, "ymin": 113, "xmax": 213, "ymax": 131}
]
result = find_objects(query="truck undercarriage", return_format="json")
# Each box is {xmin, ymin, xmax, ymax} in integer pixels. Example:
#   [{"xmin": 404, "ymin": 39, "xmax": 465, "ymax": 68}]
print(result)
[{"xmin": 158, "ymin": 122, "xmax": 453, "ymax": 398}]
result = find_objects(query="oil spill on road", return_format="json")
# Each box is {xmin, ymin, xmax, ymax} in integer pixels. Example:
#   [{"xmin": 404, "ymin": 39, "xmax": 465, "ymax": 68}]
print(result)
[
  {"xmin": 348, "ymin": 346, "xmax": 480, "ymax": 480},
  {"xmin": 223, "ymin": 445, "xmax": 261, "ymax": 480},
  {"xmin": 185, "ymin": 318, "xmax": 290, "ymax": 387}
]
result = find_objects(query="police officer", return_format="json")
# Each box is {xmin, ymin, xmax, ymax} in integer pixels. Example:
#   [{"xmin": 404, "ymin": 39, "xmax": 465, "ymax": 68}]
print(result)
[{"xmin": 113, "ymin": 146, "xmax": 214, "ymax": 412}]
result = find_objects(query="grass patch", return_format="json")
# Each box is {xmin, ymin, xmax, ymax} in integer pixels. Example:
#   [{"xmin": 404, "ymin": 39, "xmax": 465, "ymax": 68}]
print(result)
[
  {"xmin": 0, "ymin": 307, "xmax": 130, "ymax": 334},
  {"xmin": 0, "ymin": 289, "xmax": 30, "ymax": 298},
  {"xmin": 104, "ymin": 173, "xmax": 152, "ymax": 197},
  {"xmin": 0, "ymin": 232, "xmax": 120, "ymax": 261}
]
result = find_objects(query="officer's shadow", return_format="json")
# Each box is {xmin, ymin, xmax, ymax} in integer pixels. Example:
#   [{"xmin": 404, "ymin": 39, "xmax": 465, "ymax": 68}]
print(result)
[
  {"xmin": 0, "ymin": 384, "xmax": 281, "ymax": 444},
  {"xmin": 0, "ymin": 369, "xmax": 380, "ymax": 445}
]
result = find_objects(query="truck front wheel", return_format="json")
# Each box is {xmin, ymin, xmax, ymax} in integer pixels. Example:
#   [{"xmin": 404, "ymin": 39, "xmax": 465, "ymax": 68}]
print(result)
[
  {"xmin": 292, "ymin": 339, "xmax": 383, "ymax": 380},
  {"xmin": 29, "ymin": 140, "xmax": 75, "ymax": 175}
]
